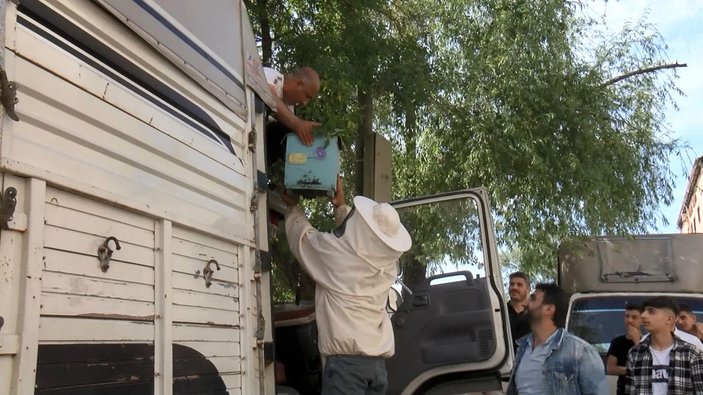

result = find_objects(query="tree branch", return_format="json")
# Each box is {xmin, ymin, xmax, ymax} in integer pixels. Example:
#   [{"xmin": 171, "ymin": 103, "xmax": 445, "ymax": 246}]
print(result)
[
  {"xmin": 600, "ymin": 62, "xmax": 687, "ymax": 87},
  {"xmin": 255, "ymin": 0, "xmax": 273, "ymax": 66}
]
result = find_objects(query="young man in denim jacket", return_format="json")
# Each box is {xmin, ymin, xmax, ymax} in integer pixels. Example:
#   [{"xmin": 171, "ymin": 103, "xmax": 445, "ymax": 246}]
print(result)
[{"xmin": 506, "ymin": 283, "xmax": 606, "ymax": 395}]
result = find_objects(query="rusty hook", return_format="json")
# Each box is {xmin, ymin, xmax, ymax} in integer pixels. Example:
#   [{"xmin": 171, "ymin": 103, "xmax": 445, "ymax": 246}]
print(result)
[
  {"xmin": 97, "ymin": 236, "xmax": 122, "ymax": 272},
  {"xmin": 203, "ymin": 259, "xmax": 221, "ymax": 288}
]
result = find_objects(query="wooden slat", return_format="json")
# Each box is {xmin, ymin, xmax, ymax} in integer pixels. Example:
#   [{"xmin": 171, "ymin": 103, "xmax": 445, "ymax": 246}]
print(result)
[
  {"xmin": 172, "ymin": 238, "xmax": 238, "ymax": 268},
  {"xmin": 45, "ymin": 226, "xmax": 155, "ymax": 266},
  {"xmin": 39, "ymin": 317, "xmax": 154, "ymax": 342},
  {"xmin": 42, "ymin": 271, "xmax": 154, "ymax": 302},
  {"xmin": 173, "ymin": 226, "xmax": 242, "ymax": 256},
  {"xmin": 172, "ymin": 373, "xmax": 242, "ymax": 394},
  {"xmin": 172, "ymin": 324, "xmax": 240, "ymax": 343},
  {"xmin": 11, "ymin": 178, "xmax": 46, "ymax": 395},
  {"xmin": 172, "ymin": 272, "xmax": 238, "ymax": 298},
  {"xmin": 172, "ymin": 289, "xmax": 238, "ymax": 311},
  {"xmin": 211, "ymin": 358, "xmax": 243, "ymax": 375},
  {"xmin": 221, "ymin": 374, "xmax": 243, "ymax": 390},
  {"xmin": 154, "ymin": 219, "xmax": 173, "ymax": 395},
  {"xmin": 175, "ymin": 341, "xmax": 240, "ymax": 358},
  {"xmin": 46, "ymin": 186, "xmax": 155, "ymax": 231},
  {"xmin": 172, "ymin": 304, "xmax": 239, "ymax": 327},
  {"xmin": 41, "ymin": 292, "xmax": 154, "ymax": 319},
  {"xmin": 172, "ymin": 254, "xmax": 238, "ymax": 283},
  {"xmin": 173, "ymin": 356, "xmax": 241, "ymax": 376},
  {"xmin": 44, "ymin": 249, "xmax": 154, "ymax": 286},
  {"xmin": 45, "ymin": 203, "xmax": 154, "ymax": 248}
]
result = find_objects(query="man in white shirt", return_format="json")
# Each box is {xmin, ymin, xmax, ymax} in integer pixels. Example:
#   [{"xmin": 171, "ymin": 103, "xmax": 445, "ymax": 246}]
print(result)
[
  {"xmin": 678, "ymin": 304, "xmax": 703, "ymax": 341},
  {"xmin": 641, "ymin": 326, "xmax": 703, "ymax": 352},
  {"xmin": 282, "ymin": 177, "xmax": 412, "ymax": 394},
  {"xmin": 264, "ymin": 67, "xmax": 320, "ymax": 164}
]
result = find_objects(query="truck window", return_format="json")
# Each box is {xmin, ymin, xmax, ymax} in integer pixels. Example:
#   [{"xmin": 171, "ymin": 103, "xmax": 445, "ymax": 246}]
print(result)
[{"xmin": 567, "ymin": 295, "xmax": 703, "ymax": 354}]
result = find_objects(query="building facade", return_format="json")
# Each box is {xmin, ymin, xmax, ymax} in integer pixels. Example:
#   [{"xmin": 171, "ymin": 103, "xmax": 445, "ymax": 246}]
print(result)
[{"xmin": 678, "ymin": 156, "xmax": 703, "ymax": 233}]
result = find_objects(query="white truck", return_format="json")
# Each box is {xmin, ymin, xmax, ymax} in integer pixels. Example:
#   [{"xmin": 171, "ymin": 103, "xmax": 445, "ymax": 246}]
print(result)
[
  {"xmin": 0, "ymin": 1, "xmax": 513, "ymax": 394},
  {"xmin": 560, "ymin": 233, "xmax": 703, "ymax": 394}
]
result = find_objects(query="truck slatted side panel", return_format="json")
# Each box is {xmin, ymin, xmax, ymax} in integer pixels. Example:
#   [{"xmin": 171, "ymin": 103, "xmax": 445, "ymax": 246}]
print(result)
[
  {"xmin": 37, "ymin": 187, "xmax": 157, "ymax": 394},
  {"xmin": 12, "ymin": 11, "xmax": 253, "ymax": 244},
  {"xmin": 0, "ymin": 0, "xmax": 267, "ymax": 393},
  {"xmin": 172, "ymin": 226, "xmax": 243, "ymax": 394}
]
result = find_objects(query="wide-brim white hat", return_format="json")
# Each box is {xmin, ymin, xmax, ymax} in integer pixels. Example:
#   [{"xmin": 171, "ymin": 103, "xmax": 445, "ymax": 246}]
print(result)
[{"xmin": 353, "ymin": 196, "xmax": 412, "ymax": 252}]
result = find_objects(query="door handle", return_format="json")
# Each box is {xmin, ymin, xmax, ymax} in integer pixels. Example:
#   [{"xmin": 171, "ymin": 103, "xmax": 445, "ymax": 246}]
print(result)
[{"xmin": 412, "ymin": 294, "xmax": 430, "ymax": 307}]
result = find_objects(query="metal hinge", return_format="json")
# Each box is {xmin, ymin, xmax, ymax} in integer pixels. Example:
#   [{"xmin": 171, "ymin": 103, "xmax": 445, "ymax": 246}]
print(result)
[
  {"xmin": 0, "ymin": 187, "xmax": 17, "ymax": 230},
  {"xmin": 260, "ymin": 251, "xmax": 272, "ymax": 272},
  {"xmin": 250, "ymin": 194, "xmax": 258, "ymax": 213},
  {"xmin": 256, "ymin": 170, "xmax": 268, "ymax": 193},
  {"xmin": 0, "ymin": 67, "xmax": 19, "ymax": 121},
  {"xmin": 248, "ymin": 130, "xmax": 256, "ymax": 152},
  {"xmin": 255, "ymin": 312, "xmax": 265, "ymax": 340},
  {"xmin": 263, "ymin": 341, "xmax": 274, "ymax": 364}
]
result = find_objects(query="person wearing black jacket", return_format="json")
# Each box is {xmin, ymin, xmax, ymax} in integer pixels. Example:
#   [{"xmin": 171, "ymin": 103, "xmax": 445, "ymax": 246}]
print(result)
[{"xmin": 507, "ymin": 272, "xmax": 531, "ymax": 349}]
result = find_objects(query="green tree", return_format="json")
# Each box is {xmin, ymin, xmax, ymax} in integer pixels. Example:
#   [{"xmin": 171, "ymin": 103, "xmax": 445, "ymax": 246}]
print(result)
[
  {"xmin": 246, "ymin": 0, "xmax": 684, "ymax": 294},
  {"xmin": 383, "ymin": 1, "xmax": 683, "ymax": 282}
]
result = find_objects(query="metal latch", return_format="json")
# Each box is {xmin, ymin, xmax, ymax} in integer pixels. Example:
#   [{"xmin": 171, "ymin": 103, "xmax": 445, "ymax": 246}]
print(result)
[
  {"xmin": 248, "ymin": 130, "xmax": 256, "ymax": 152},
  {"xmin": 203, "ymin": 259, "xmax": 220, "ymax": 288},
  {"xmin": 0, "ymin": 187, "xmax": 17, "ymax": 230},
  {"xmin": 0, "ymin": 67, "xmax": 19, "ymax": 121},
  {"xmin": 97, "ymin": 236, "xmax": 121, "ymax": 272}
]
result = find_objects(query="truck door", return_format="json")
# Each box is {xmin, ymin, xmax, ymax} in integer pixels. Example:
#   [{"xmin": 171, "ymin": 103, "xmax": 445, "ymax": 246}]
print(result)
[{"xmin": 386, "ymin": 188, "xmax": 513, "ymax": 395}]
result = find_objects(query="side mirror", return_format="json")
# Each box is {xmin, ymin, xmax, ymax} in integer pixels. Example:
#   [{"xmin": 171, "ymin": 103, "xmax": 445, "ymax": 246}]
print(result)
[{"xmin": 387, "ymin": 287, "xmax": 403, "ymax": 313}]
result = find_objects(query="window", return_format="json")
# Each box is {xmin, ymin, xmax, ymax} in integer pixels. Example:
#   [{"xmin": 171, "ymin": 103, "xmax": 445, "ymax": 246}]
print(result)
[{"xmin": 568, "ymin": 295, "xmax": 703, "ymax": 354}]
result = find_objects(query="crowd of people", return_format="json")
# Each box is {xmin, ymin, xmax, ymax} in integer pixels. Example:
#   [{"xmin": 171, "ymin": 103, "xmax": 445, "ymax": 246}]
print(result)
[{"xmin": 506, "ymin": 272, "xmax": 703, "ymax": 395}]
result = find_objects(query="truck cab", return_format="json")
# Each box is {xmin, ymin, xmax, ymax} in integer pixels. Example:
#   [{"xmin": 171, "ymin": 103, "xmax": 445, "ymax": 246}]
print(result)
[{"xmin": 560, "ymin": 234, "xmax": 703, "ymax": 394}]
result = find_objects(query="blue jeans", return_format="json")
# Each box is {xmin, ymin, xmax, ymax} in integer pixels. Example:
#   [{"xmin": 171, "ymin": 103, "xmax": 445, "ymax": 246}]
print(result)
[{"xmin": 322, "ymin": 355, "xmax": 388, "ymax": 395}]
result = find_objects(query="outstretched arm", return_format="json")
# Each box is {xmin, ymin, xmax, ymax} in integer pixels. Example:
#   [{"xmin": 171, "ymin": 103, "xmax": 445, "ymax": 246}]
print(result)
[
  {"xmin": 330, "ymin": 175, "xmax": 350, "ymax": 226},
  {"xmin": 606, "ymin": 355, "xmax": 626, "ymax": 376},
  {"xmin": 268, "ymin": 84, "xmax": 317, "ymax": 146}
]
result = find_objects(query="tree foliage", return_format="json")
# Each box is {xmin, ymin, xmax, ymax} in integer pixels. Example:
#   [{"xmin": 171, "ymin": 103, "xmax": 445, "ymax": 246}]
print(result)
[{"xmin": 246, "ymin": 0, "xmax": 683, "ymax": 293}]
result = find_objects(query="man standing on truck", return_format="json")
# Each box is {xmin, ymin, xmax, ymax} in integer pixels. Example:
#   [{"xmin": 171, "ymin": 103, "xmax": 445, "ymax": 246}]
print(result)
[
  {"xmin": 507, "ymin": 272, "xmax": 531, "ymax": 351},
  {"xmin": 506, "ymin": 283, "xmax": 606, "ymax": 395},
  {"xmin": 625, "ymin": 296, "xmax": 703, "ymax": 394},
  {"xmin": 282, "ymin": 177, "xmax": 412, "ymax": 395},
  {"xmin": 606, "ymin": 303, "xmax": 642, "ymax": 395},
  {"xmin": 678, "ymin": 304, "xmax": 703, "ymax": 341},
  {"xmin": 265, "ymin": 66, "xmax": 321, "ymax": 163}
]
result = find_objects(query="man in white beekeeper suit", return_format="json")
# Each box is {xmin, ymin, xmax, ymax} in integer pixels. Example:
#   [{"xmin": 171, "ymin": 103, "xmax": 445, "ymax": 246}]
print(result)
[{"xmin": 282, "ymin": 176, "xmax": 411, "ymax": 395}]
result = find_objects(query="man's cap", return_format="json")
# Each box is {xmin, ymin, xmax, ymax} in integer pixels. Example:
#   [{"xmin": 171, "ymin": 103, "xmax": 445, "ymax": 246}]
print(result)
[{"xmin": 353, "ymin": 196, "xmax": 412, "ymax": 252}]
